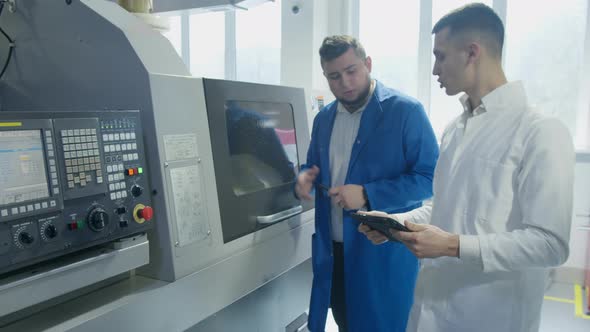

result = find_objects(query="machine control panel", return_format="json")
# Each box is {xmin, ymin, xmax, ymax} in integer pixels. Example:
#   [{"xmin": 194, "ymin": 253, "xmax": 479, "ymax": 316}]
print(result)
[{"xmin": 0, "ymin": 111, "xmax": 153, "ymax": 275}]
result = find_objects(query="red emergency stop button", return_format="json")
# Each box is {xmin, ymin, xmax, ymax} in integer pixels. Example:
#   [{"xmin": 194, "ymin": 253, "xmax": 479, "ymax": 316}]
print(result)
[
  {"xmin": 133, "ymin": 204, "xmax": 153, "ymax": 224},
  {"xmin": 138, "ymin": 206, "xmax": 153, "ymax": 221}
]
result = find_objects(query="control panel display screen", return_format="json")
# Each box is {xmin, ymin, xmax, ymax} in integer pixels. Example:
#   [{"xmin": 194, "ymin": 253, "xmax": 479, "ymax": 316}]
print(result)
[{"xmin": 0, "ymin": 130, "xmax": 50, "ymax": 206}]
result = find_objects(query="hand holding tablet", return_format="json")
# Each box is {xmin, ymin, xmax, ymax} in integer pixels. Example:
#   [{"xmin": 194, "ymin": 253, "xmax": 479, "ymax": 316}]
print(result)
[{"xmin": 350, "ymin": 212, "xmax": 411, "ymax": 241}]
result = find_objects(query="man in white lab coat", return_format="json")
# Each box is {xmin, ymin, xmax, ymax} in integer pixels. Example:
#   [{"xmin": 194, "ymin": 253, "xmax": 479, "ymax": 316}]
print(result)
[{"xmin": 359, "ymin": 3, "xmax": 574, "ymax": 332}]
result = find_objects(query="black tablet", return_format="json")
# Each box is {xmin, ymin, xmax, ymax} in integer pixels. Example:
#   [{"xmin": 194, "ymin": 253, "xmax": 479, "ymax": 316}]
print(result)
[{"xmin": 351, "ymin": 212, "xmax": 411, "ymax": 241}]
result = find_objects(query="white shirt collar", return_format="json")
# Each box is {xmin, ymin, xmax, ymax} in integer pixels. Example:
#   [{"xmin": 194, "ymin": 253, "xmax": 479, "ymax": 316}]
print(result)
[{"xmin": 459, "ymin": 81, "xmax": 528, "ymax": 117}]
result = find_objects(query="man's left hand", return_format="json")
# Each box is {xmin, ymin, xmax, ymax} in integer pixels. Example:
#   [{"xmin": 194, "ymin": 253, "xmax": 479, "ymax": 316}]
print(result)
[
  {"xmin": 329, "ymin": 184, "xmax": 366, "ymax": 210},
  {"xmin": 394, "ymin": 221, "xmax": 460, "ymax": 259}
]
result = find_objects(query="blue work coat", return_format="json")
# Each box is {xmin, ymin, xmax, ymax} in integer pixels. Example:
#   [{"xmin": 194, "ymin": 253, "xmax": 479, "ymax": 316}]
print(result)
[{"xmin": 305, "ymin": 81, "xmax": 439, "ymax": 332}]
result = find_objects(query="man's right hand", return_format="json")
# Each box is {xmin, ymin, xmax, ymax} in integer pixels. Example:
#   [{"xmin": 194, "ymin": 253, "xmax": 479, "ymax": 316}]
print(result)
[
  {"xmin": 295, "ymin": 165, "xmax": 320, "ymax": 200},
  {"xmin": 357, "ymin": 210, "xmax": 393, "ymax": 245}
]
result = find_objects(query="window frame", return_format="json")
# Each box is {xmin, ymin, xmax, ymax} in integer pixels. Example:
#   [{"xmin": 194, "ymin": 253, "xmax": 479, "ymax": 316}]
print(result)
[
  {"xmin": 354, "ymin": 0, "xmax": 590, "ymax": 149},
  {"xmin": 173, "ymin": 6, "xmax": 280, "ymax": 83}
]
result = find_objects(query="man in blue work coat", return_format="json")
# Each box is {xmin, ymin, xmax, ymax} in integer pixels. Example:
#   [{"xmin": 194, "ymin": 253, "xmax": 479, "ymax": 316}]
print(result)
[{"xmin": 295, "ymin": 35, "xmax": 439, "ymax": 332}]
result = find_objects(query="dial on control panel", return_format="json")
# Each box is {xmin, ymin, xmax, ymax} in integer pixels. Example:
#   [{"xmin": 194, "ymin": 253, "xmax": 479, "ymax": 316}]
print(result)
[
  {"xmin": 87, "ymin": 207, "xmax": 109, "ymax": 232},
  {"xmin": 19, "ymin": 232, "xmax": 35, "ymax": 245},
  {"xmin": 13, "ymin": 226, "xmax": 36, "ymax": 249},
  {"xmin": 44, "ymin": 224, "xmax": 58, "ymax": 239},
  {"xmin": 131, "ymin": 185, "xmax": 143, "ymax": 198}
]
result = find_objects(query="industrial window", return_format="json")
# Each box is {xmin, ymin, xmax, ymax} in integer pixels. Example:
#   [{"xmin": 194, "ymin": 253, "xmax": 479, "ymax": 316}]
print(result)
[
  {"xmin": 505, "ymin": 0, "xmax": 588, "ymax": 147},
  {"xmin": 189, "ymin": 12, "xmax": 226, "ymax": 79},
  {"xmin": 236, "ymin": 0, "xmax": 282, "ymax": 85},
  {"xmin": 160, "ymin": 1, "xmax": 282, "ymax": 84},
  {"xmin": 357, "ymin": 0, "xmax": 590, "ymax": 149},
  {"xmin": 359, "ymin": 0, "xmax": 420, "ymax": 97}
]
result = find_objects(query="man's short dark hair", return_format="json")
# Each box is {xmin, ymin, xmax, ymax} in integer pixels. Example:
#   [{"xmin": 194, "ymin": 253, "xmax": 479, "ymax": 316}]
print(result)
[
  {"xmin": 432, "ymin": 3, "xmax": 504, "ymax": 58},
  {"xmin": 319, "ymin": 35, "xmax": 366, "ymax": 66}
]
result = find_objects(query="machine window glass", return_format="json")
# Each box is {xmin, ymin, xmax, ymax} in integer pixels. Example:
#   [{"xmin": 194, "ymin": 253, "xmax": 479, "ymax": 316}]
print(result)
[
  {"xmin": 0, "ymin": 130, "xmax": 50, "ymax": 206},
  {"xmin": 225, "ymin": 100, "xmax": 299, "ymax": 196}
]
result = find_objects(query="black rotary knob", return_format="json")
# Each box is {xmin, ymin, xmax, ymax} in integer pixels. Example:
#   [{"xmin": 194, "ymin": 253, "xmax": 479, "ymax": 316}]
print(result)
[
  {"xmin": 45, "ymin": 224, "xmax": 58, "ymax": 239},
  {"xmin": 88, "ymin": 207, "xmax": 109, "ymax": 232},
  {"xmin": 131, "ymin": 185, "xmax": 143, "ymax": 197},
  {"xmin": 19, "ymin": 232, "xmax": 35, "ymax": 245}
]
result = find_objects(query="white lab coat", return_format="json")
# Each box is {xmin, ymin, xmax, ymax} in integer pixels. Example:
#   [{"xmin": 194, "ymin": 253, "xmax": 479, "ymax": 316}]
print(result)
[{"xmin": 396, "ymin": 81, "xmax": 574, "ymax": 332}]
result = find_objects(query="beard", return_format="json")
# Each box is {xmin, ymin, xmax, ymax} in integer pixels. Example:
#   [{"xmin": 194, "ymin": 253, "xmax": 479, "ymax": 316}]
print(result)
[{"xmin": 338, "ymin": 79, "xmax": 372, "ymax": 111}]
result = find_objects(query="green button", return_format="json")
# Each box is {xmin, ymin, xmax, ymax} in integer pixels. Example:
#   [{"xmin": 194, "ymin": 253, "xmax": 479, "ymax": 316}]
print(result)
[
  {"xmin": 77, "ymin": 220, "xmax": 85, "ymax": 228},
  {"xmin": 138, "ymin": 167, "xmax": 143, "ymax": 174}
]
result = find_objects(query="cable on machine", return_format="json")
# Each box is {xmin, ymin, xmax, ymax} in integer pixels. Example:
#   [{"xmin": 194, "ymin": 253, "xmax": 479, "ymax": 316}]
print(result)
[{"xmin": 0, "ymin": 0, "xmax": 15, "ymax": 80}]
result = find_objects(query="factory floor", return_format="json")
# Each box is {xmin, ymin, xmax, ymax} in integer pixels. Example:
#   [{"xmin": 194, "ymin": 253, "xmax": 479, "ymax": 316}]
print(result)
[
  {"xmin": 538, "ymin": 282, "xmax": 590, "ymax": 332},
  {"xmin": 324, "ymin": 282, "xmax": 590, "ymax": 331}
]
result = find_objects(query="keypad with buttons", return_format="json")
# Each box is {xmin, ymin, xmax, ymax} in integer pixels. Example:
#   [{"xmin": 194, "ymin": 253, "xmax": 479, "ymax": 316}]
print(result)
[
  {"xmin": 45, "ymin": 129, "xmax": 61, "ymax": 196},
  {"xmin": 61, "ymin": 128, "xmax": 103, "ymax": 189},
  {"xmin": 102, "ymin": 126, "xmax": 142, "ymax": 201}
]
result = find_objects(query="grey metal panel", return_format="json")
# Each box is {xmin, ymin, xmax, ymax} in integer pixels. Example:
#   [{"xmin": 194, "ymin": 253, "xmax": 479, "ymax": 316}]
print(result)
[
  {"xmin": 0, "ymin": 221, "xmax": 313, "ymax": 332},
  {"xmin": 136, "ymin": 73, "xmax": 212, "ymax": 281},
  {"xmin": 0, "ymin": 234, "xmax": 149, "ymax": 318},
  {"xmin": 95, "ymin": 221, "xmax": 311, "ymax": 331},
  {"xmin": 186, "ymin": 260, "xmax": 312, "ymax": 332}
]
